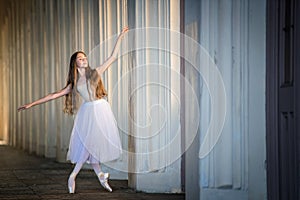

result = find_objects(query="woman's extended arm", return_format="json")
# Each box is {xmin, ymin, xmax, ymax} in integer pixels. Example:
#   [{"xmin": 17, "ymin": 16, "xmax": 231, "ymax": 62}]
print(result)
[
  {"xmin": 17, "ymin": 84, "xmax": 72, "ymax": 112},
  {"xmin": 96, "ymin": 26, "xmax": 129, "ymax": 75}
]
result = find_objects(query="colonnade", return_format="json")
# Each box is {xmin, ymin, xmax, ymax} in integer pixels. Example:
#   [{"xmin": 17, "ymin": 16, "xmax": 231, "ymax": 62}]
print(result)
[{"xmin": 0, "ymin": 0, "xmax": 267, "ymax": 198}]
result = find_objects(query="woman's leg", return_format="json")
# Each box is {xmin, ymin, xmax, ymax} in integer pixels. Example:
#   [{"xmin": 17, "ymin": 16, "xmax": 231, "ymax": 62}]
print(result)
[
  {"xmin": 91, "ymin": 163, "xmax": 112, "ymax": 192},
  {"xmin": 91, "ymin": 163, "xmax": 102, "ymax": 175},
  {"xmin": 68, "ymin": 160, "xmax": 88, "ymax": 193},
  {"xmin": 68, "ymin": 162, "xmax": 84, "ymax": 193},
  {"xmin": 70, "ymin": 162, "xmax": 85, "ymax": 177}
]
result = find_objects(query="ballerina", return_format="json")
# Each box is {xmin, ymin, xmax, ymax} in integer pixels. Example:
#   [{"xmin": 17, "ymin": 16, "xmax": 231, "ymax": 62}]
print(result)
[{"xmin": 18, "ymin": 26, "xmax": 129, "ymax": 193}]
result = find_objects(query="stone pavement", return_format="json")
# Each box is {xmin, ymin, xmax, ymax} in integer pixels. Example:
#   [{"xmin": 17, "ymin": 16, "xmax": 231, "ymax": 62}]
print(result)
[{"xmin": 0, "ymin": 145, "xmax": 184, "ymax": 200}]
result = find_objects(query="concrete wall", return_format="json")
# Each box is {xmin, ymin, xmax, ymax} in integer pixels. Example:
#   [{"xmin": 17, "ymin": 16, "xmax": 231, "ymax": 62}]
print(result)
[
  {"xmin": 184, "ymin": 0, "xmax": 267, "ymax": 199},
  {"xmin": 0, "ymin": 0, "xmax": 101, "ymax": 160}
]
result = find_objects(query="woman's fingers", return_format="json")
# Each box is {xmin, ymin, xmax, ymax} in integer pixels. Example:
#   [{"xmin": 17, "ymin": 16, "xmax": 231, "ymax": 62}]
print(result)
[
  {"xmin": 17, "ymin": 104, "xmax": 30, "ymax": 112},
  {"xmin": 17, "ymin": 106, "xmax": 25, "ymax": 112},
  {"xmin": 122, "ymin": 26, "xmax": 129, "ymax": 34}
]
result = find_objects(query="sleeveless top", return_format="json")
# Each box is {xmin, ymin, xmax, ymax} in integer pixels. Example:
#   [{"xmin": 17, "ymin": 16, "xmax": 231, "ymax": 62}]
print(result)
[{"xmin": 77, "ymin": 82, "xmax": 98, "ymax": 102}]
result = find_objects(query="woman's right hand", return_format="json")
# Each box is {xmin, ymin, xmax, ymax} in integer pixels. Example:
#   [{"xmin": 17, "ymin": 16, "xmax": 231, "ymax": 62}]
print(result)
[{"xmin": 17, "ymin": 103, "xmax": 32, "ymax": 112}]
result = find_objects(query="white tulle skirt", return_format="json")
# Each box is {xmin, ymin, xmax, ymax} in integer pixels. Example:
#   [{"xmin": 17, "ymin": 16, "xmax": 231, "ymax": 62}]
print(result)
[{"xmin": 67, "ymin": 99, "xmax": 122, "ymax": 164}]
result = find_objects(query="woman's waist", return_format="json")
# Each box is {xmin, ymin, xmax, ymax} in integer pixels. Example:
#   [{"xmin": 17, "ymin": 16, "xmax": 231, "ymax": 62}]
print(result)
[{"xmin": 82, "ymin": 98, "xmax": 107, "ymax": 106}]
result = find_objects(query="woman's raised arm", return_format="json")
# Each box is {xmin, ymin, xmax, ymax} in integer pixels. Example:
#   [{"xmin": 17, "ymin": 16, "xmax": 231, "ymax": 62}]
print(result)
[
  {"xmin": 17, "ymin": 84, "xmax": 72, "ymax": 112},
  {"xmin": 96, "ymin": 27, "xmax": 129, "ymax": 75}
]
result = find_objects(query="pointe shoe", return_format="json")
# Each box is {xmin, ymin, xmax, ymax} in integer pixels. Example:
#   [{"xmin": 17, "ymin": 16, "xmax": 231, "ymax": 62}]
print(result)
[
  {"xmin": 98, "ymin": 172, "xmax": 112, "ymax": 192},
  {"xmin": 68, "ymin": 173, "xmax": 76, "ymax": 194}
]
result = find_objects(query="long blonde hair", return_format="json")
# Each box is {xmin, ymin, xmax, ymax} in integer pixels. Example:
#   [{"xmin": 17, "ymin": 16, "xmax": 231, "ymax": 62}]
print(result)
[{"xmin": 63, "ymin": 51, "xmax": 107, "ymax": 115}]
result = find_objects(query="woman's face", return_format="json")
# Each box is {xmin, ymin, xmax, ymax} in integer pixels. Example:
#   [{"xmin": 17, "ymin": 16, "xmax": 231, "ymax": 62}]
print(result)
[{"xmin": 76, "ymin": 53, "xmax": 88, "ymax": 68}]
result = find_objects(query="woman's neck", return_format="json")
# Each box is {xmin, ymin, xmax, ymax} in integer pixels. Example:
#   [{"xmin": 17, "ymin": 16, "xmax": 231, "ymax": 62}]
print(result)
[{"xmin": 77, "ymin": 67, "xmax": 86, "ymax": 77}]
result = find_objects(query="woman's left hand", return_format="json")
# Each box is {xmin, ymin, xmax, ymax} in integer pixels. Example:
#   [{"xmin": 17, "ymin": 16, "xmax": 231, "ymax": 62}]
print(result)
[{"xmin": 121, "ymin": 26, "xmax": 129, "ymax": 36}]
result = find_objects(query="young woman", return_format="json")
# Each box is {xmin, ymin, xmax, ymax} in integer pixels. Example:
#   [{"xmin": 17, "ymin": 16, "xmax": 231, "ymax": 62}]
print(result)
[{"xmin": 18, "ymin": 27, "xmax": 129, "ymax": 193}]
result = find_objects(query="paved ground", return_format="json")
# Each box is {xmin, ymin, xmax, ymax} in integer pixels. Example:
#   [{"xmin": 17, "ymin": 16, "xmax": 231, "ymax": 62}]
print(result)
[{"xmin": 0, "ymin": 145, "xmax": 184, "ymax": 200}]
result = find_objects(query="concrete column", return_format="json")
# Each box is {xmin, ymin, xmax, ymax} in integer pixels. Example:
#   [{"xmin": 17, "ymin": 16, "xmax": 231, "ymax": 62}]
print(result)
[{"xmin": 248, "ymin": 0, "xmax": 267, "ymax": 199}]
